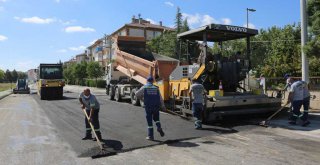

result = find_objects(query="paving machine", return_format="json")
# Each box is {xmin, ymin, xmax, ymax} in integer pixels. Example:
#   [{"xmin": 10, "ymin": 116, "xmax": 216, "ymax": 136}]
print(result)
[
  {"xmin": 172, "ymin": 24, "xmax": 281, "ymax": 122},
  {"xmin": 13, "ymin": 79, "xmax": 30, "ymax": 94},
  {"xmin": 37, "ymin": 63, "xmax": 65, "ymax": 100}
]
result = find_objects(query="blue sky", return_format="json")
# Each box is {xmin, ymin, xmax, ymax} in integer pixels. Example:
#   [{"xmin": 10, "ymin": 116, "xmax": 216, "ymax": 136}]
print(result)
[{"xmin": 0, "ymin": 0, "xmax": 300, "ymax": 71}]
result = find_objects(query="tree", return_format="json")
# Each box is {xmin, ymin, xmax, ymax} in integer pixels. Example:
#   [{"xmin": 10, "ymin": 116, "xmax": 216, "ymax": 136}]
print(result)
[
  {"xmin": 182, "ymin": 18, "xmax": 190, "ymax": 32},
  {"xmin": 11, "ymin": 69, "xmax": 18, "ymax": 82},
  {"xmin": 17, "ymin": 72, "xmax": 27, "ymax": 79},
  {"xmin": 5, "ymin": 69, "xmax": 12, "ymax": 82},
  {"xmin": 87, "ymin": 62, "xmax": 104, "ymax": 87},
  {"xmin": 306, "ymin": 0, "xmax": 320, "ymax": 57},
  {"xmin": 175, "ymin": 7, "xmax": 183, "ymax": 33},
  {"xmin": 73, "ymin": 62, "xmax": 87, "ymax": 85},
  {"xmin": 0, "ymin": 69, "xmax": 4, "ymax": 82},
  {"xmin": 63, "ymin": 63, "xmax": 76, "ymax": 84}
]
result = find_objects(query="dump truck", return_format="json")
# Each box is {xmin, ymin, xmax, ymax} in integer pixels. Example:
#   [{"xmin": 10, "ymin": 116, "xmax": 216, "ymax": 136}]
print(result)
[
  {"xmin": 13, "ymin": 79, "xmax": 30, "ymax": 94},
  {"xmin": 106, "ymin": 36, "xmax": 179, "ymax": 105},
  {"xmin": 37, "ymin": 63, "xmax": 65, "ymax": 100},
  {"xmin": 106, "ymin": 24, "xmax": 282, "ymax": 122}
]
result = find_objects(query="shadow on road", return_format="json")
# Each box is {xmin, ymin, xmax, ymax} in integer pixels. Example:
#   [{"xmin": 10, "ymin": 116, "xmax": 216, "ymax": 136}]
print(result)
[{"xmin": 102, "ymin": 139, "xmax": 123, "ymax": 151}]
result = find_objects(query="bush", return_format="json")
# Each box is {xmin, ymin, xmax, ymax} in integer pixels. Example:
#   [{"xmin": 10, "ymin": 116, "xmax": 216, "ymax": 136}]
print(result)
[{"xmin": 86, "ymin": 79, "xmax": 105, "ymax": 88}]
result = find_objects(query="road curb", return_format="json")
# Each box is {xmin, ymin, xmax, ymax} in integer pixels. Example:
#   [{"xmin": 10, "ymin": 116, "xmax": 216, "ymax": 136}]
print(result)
[{"xmin": 0, "ymin": 90, "xmax": 12, "ymax": 100}]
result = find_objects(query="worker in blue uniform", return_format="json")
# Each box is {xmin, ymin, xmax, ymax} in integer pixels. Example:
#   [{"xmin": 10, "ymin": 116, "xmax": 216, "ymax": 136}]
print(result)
[{"xmin": 136, "ymin": 76, "xmax": 165, "ymax": 140}]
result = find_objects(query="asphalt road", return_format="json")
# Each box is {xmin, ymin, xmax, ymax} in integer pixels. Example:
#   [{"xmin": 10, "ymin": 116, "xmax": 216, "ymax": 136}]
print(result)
[
  {"xmin": 31, "ymin": 87, "xmax": 219, "ymax": 157},
  {"xmin": 1, "ymin": 85, "xmax": 320, "ymax": 165}
]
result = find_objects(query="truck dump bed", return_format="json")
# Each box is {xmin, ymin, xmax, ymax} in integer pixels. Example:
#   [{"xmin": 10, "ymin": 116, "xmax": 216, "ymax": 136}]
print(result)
[{"xmin": 114, "ymin": 36, "xmax": 178, "ymax": 84}]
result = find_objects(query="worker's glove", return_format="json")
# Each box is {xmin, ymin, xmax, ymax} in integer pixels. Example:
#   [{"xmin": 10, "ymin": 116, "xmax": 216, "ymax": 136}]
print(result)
[
  {"xmin": 88, "ymin": 116, "xmax": 92, "ymax": 122},
  {"xmin": 81, "ymin": 104, "xmax": 85, "ymax": 109}
]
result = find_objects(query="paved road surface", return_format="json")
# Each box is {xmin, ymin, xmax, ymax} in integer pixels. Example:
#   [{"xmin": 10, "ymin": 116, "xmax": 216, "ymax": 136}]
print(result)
[{"xmin": 0, "ymin": 85, "xmax": 319, "ymax": 165}]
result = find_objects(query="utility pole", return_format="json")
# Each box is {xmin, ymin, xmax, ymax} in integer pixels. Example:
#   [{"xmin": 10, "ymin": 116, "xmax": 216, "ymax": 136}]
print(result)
[{"xmin": 300, "ymin": 0, "xmax": 309, "ymax": 83}]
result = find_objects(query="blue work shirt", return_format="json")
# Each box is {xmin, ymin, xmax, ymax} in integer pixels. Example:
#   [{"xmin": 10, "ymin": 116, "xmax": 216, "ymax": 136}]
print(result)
[{"xmin": 79, "ymin": 93, "xmax": 100, "ymax": 110}]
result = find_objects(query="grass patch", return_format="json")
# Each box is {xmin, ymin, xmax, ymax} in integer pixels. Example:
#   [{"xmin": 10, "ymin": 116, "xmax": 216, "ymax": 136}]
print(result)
[{"xmin": 0, "ymin": 83, "xmax": 13, "ymax": 92}]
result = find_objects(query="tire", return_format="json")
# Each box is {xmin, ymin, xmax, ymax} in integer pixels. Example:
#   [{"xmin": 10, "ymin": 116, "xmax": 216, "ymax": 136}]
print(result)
[
  {"xmin": 40, "ymin": 88, "xmax": 45, "ymax": 100},
  {"xmin": 130, "ymin": 88, "xmax": 140, "ymax": 106},
  {"xmin": 107, "ymin": 86, "xmax": 115, "ymax": 100},
  {"xmin": 114, "ymin": 87, "xmax": 122, "ymax": 102}
]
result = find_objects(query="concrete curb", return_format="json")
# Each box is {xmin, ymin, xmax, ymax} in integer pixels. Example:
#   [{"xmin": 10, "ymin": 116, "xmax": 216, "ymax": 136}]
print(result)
[{"xmin": 0, "ymin": 90, "xmax": 12, "ymax": 100}]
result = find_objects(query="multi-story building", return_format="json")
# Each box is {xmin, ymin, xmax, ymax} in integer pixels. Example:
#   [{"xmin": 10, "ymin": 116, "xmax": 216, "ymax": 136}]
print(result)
[
  {"xmin": 108, "ymin": 16, "xmax": 174, "ymax": 60},
  {"xmin": 75, "ymin": 52, "xmax": 89, "ymax": 64},
  {"xmin": 27, "ymin": 69, "xmax": 38, "ymax": 83}
]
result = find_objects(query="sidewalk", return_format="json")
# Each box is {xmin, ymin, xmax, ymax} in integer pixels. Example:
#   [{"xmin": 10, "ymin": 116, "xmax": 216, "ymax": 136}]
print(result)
[{"xmin": 0, "ymin": 89, "xmax": 12, "ymax": 100}]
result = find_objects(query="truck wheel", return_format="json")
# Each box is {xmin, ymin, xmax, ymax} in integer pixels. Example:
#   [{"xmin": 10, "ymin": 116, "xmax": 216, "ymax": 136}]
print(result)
[
  {"xmin": 130, "ymin": 89, "xmax": 140, "ymax": 106},
  {"xmin": 40, "ymin": 89, "xmax": 45, "ymax": 100},
  {"xmin": 107, "ymin": 86, "xmax": 115, "ymax": 100},
  {"xmin": 114, "ymin": 87, "xmax": 122, "ymax": 102}
]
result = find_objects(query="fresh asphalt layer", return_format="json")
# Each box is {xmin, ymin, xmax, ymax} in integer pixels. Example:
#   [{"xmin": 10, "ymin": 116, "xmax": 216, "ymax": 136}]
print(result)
[{"xmin": 32, "ymin": 90, "xmax": 226, "ymax": 157}]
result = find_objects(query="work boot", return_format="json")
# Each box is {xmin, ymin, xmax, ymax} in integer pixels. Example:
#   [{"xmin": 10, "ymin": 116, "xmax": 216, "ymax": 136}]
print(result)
[
  {"xmin": 92, "ymin": 134, "xmax": 102, "ymax": 141},
  {"xmin": 302, "ymin": 120, "xmax": 310, "ymax": 127},
  {"xmin": 146, "ymin": 136, "xmax": 154, "ymax": 141},
  {"xmin": 82, "ymin": 134, "xmax": 92, "ymax": 140},
  {"xmin": 157, "ymin": 128, "xmax": 165, "ymax": 137}
]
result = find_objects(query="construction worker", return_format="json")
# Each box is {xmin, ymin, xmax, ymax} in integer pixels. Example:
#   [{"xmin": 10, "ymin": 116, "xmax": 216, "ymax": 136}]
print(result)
[
  {"xmin": 283, "ymin": 74, "xmax": 292, "ymax": 91},
  {"xmin": 79, "ymin": 88, "xmax": 102, "ymax": 141},
  {"xmin": 301, "ymin": 81, "xmax": 311, "ymax": 126},
  {"xmin": 287, "ymin": 79, "xmax": 310, "ymax": 126},
  {"xmin": 135, "ymin": 76, "xmax": 165, "ymax": 141},
  {"xmin": 189, "ymin": 78, "xmax": 206, "ymax": 129}
]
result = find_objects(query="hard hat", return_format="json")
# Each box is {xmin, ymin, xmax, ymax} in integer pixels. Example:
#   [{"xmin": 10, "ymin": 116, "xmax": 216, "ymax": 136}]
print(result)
[{"xmin": 147, "ymin": 76, "xmax": 154, "ymax": 82}]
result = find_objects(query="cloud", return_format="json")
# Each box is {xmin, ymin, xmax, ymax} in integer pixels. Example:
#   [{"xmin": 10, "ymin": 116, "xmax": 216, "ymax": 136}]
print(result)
[
  {"xmin": 221, "ymin": 18, "xmax": 232, "ymax": 25},
  {"xmin": 0, "ymin": 35, "xmax": 8, "ymax": 41},
  {"xmin": 54, "ymin": 0, "xmax": 61, "ymax": 3},
  {"xmin": 0, "ymin": 0, "xmax": 8, "ymax": 2},
  {"xmin": 182, "ymin": 13, "xmax": 201, "ymax": 25},
  {"xmin": 201, "ymin": 14, "xmax": 218, "ymax": 26},
  {"xmin": 14, "ymin": 16, "xmax": 56, "ymax": 24},
  {"xmin": 182, "ymin": 13, "xmax": 219, "ymax": 27},
  {"xmin": 164, "ymin": 1, "xmax": 174, "ymax": 7},
  {"xmin": 146, "ymin": 18, "xmax": 157, "ymax": 25},
  {"xmin": 243, "ymin": 23, "xmax": 256, "ymax": 29},
  {"xmin": 69, "ymin": 45, "xmax": 86, "ymax": 51},
  {"xmin": 64, "ymin": 26, "xmax": 95, "ymax": 33}
]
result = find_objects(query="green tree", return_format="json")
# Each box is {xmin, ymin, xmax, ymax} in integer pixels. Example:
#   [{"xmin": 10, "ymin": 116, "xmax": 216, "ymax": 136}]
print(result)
[
  {"xmin": 182, "ymin": 18, "xmax": 190, "ymax": 32},
  {"xmin": 306, "ymin": 0, "xmax": 320, "ymax": 57},
  {"xmin": 63, "ymin": 63, "xmax": 76, "ymax": 84},
  {"xmin": 0, "ymin": 69, "xmax": 4, "ymax": 81},
  {"xmin": 17, "ymin": 71, "xmax": 27, "ymax": 79},
  {"xmin": 73, "ymin": 62, "xmax": 87, "ymax": 85},
  {"xmin": 87, "ymin": 62, "xmax": 104, "ymax": 87},
  {"xmin": 11, "ymin": 69, "xmax": 18, "ymax": 82},
  {"xmin": 175, "ymin": 7, "xmax": 183, "ymax": 33},
  {"xmin": 5, "ymin": 69, "xmax": 12, "ymax": 82}
]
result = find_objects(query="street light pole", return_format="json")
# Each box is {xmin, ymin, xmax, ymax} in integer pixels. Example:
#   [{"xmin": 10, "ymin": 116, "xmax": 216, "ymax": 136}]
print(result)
[
  {"xmin": 246, "ymin": 8, "xmax": 256, "ymax": 91},
  {"xmin": 246, "ymin": 8, "xmax": 256, "ymax": 28},
  {"xmin": 300, "ymin": 0, "xmax": 309, "ymax": 83}
]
